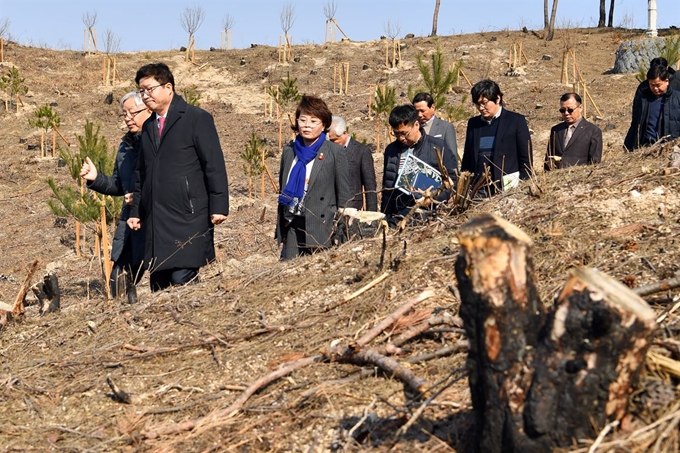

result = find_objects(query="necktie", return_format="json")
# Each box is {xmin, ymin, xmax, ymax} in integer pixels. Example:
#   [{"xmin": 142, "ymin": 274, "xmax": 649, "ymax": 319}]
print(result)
[
  {"xmin": 158, "ymin": 116, "xmax": 166, "ymax": 137},
  {"xmin": 564, "ymin": 125, "xmax": 574, "ymax": 147}
]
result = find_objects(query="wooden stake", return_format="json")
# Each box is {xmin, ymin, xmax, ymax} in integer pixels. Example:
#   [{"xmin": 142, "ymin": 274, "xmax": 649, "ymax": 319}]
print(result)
[
  {"xmin": 332, "ymin": 19, "xmax": 350, "ymax": 41},
  {"xmin": 53, "ymin": 125, "xmax": 71, "ymax": 146},
  {"xmin": 52, "ymin": 129, "xmax": 56, "ymax": 157},
  {"xmin": 260, "ymin": 147, "xmax": 265, "ymax": 200},
  {"xmin": 100, "ymin": 202, "xmax": 112, "ymax": 299},
  {"xmin": 459, "ymin": 68, "xmax": 473, "ymax": 87},
  {"xmin": 102, "ymin": 57, "xmax": 107, "ymax": 85},
  {"xmin": 0, "ymin": 37, "xmax": 4, "ymax": 63},
  {"xmin": 75, "ymin": 221, "xmax": 81, "ymax": 257},
  {"xmin": 262, "ymin": 161, "xmax": 278, "ymax": 193}
]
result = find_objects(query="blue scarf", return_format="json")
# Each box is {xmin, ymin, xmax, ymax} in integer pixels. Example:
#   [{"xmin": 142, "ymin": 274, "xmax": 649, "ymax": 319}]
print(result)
[{"xmin": 279, "ymin": 133, "xmax": 326, "ymax": 209}]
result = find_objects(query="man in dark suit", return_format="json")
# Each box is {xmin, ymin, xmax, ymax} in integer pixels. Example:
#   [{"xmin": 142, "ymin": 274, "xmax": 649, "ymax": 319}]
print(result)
[
  {"xmin": 461, "ymin": 79, "xmax": 533, "ymax": 197},
  {"xmin": 381, "ymin": 104, "xmax": 458, "ymax": 227},
  {"xmin": 328, "ymin": 116, "xmax": 377, "ymax": 211},
  {"xmin": 412, "ymin": 92, "xmax": 458, "ymax": 158},
  {"xmin": 545, "ymin": 92, "xmax": 602, "ymax": 171},
  {"xmin": 127, "ymin": 63, "xmax": 229, "ymax": 291}
]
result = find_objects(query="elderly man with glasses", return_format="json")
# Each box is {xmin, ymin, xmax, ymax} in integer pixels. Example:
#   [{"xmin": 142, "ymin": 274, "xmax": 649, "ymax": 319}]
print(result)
[
  {"xmin": 380, "ymin": 104, "xmax": 458, "ymax": 227},
  {"xmin": 461, "ymin": 79, "xmax": 533, "ymax": 197},
  {"xmin": 544, "ymin": 92, "xmax": 602, "ymax": 171},
  {"xmin": 127, "ymin": 62, "xmax": 229, "ymax": 292}
]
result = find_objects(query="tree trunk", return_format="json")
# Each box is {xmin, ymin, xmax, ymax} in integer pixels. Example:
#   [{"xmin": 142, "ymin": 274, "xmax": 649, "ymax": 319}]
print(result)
[
  {"xmin": 546, "ymin": 0, "xmax": 559, "ymax": 41},
  {"xmin": 455, "ymin": 214, "xmax": 656, "ymax": 453},
  {"xmin": 608, "ymin": 0, "xmax": 615, "ymax": 27},
  {"xmin": 598, "ymin": 0, "xmax": 606, "ymax": 27},
  {"xmin": 543, "ymin": 0, "xmax": 549, "ymax": 29},
  {"xmin": 430, "ymin": 0, "xmax": 441, "ymax": 37},
  {"xmin": 333, "ymin": 208, "xmax": 386, "ymax": 245}
]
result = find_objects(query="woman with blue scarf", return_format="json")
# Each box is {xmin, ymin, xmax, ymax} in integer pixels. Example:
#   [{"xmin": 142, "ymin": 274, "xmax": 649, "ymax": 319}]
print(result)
[{"xmin": 276, "ymin": 95, "xmax": 350, "ymax": 260}]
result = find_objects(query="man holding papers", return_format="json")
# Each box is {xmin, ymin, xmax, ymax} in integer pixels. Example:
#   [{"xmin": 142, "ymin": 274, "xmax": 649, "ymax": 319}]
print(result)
[{"xmin": 380, "ymin": 104, "xmax": 458, "ymax": 227}]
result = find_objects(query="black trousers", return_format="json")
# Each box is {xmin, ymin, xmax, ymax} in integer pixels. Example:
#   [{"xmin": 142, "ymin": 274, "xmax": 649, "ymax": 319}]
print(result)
[
  {"xmin": 150, "ymin": 268, "xmax": 198, "ymax": 292},
  {"xmin": 110, "ymin": 242, "xmax": 145, "ymax": 298}
]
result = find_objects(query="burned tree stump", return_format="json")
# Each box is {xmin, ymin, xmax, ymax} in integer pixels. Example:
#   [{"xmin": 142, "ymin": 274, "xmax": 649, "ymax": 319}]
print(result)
[
  {"xmin": 31, "ymin": 273, "xmax": 61, "ymax": 315},
  {"xmin": 455, "ymin": 214, "xmax": 656, "ymax": 453},
  {"xmin": 334, "ymin": 208, "xmax": 386, "ymax": 244}
]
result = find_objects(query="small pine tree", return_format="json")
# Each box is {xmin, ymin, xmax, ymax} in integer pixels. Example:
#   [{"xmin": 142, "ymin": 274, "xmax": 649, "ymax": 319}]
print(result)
[
  {"xmin": 269, "ymin": 71, "xmax": 302, "ymax": 148},
  {"xmin": 1, "ymin": 67, "xmax": 28, "ymax": 112},
  {"xmin": 411, "ymin": 43, "xmax": 459, "ymax": 110},
  {"xmin": 28, "ymin": 104, "xmax": 60, "ymax": 157},
  {"xmin": 370, "ymin": 83, "xmax": 396, "ymax": 152},
  {"xmin": 444, "ymin": 94, "xmax": 470, "ymax": 123},
  {"xmin": 182, "ymin": 84, "xmax": 201, "ymax": 106},
  {"xmin": 240, "ymin": 132, "xmax": 265, "ymax": 198},
  {"xmin": 48, "ymin": 121, "xmax": 120, "ymax": 296},
  {"xmin": 659, "ymin": 35, "xmax": 680, "ymax": 72}
]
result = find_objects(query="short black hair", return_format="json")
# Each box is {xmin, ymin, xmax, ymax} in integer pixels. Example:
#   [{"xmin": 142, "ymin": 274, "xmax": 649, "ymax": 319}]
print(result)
[
  {"xmin": 388, "ymin": 104, "xmax": 419, "ymax": 128},
  {"xmin": 647, "ymin": 64, "xmax": 670, "ymax": 81},
  {"xmin": 135, "ymin": 63, "xmax": 175, "ymax": 89},
  {"xmin": 471, "ymin": 79, "xmax": 503, "ymax": 105},
  {"xmin": 412, "ymin": 92, "xmax": 434, "ymax": 107},
  {"xmin": 560, "ymin": 92, "xmax": 582, "ymax": 104},
  {"xmin": 649, "ymin": 57, "xmax": 669, "ymax": 68}
]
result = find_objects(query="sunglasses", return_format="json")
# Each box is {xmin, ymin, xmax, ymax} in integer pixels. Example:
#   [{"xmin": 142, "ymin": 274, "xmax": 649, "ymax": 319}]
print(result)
[{"xmin": 559, "ymin": 106, "xmax": 580, "ymax": 114}]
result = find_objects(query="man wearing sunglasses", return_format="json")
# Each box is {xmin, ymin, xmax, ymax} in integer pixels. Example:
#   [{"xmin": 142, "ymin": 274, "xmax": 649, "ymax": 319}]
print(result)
[{"xmin": 544, "ymin": 93, "xmax": 602, "ymax": 171}]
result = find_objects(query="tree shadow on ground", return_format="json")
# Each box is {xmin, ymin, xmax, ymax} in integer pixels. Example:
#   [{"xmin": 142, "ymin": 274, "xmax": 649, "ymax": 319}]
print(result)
[{"xmin": 331, "ymin": 409, "xmax": 475, "ymax": 452}]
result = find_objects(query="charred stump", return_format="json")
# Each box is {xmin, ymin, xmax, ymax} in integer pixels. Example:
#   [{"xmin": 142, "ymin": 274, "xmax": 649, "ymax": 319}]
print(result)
[
  {"xmin": 455, "ymin": 214, "xmax": 656, "ymax": 453},
  {"xmin": 31, "ymin": 273, "xmax": 61, "ymax": 314},
  {"xmin": 333, "ymin": 208, "xmax": 386, "ymax": 244}
]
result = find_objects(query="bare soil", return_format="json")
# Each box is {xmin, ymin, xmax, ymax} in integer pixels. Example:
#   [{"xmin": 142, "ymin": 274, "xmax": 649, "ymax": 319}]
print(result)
[{"xmin": 0, "ymin": 27, "xmax": 679, "ymax": 452}]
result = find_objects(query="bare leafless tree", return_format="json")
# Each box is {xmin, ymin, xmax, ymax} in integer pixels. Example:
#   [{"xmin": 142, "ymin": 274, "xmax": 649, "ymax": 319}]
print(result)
[
  {"xmin": 430, "ymin": 0, "xmax": 441, "ymax": 37},
  {"xmin": 82, "ymin": 10, "xmax": 97, "ymax": 29},
  {"xmin": 598, "ymin": 0, "xmax": 615, "ymax": 27},
  {"xmin": 222, "ymin": 13, "xmax": 235, "ymax": 33},
  {"xmin": 280, "ymin": 2, "xmax": 296, "ymax": 36},
  {"xmin": 545, "ymin": 0, "xmax": 559, "ymax": 41},
  {"xmin": 543, "ymin": 0, "xmax": 549, "ymax": 29},
  {"xmin": 103, "ymin": 29, "xmax": 121, "ymax": 55},
  {"xmin": 180, "ymin": 6, "xmax": 205, "ymax": 41},
  {"xmin": 607, "ymin": 0, "xmax": 615, "ymax": 27},
  {"xmin": 0, "ymin": 17, "xmax": 10, "ymax": 40},
  {"xmin": 383, "ymin": 18, "xmax": 401, "ymax": 41},
  {"xmin": 180, "ymin": 6, "xmax": 205, "ymax": 61},
  {"xmin": 323, "ymin": 0, "xmax": 337, "ymax": 21}
]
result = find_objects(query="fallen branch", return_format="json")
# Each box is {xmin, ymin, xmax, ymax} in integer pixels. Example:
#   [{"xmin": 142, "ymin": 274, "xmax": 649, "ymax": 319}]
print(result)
[
  {"xmin": 404, "ymin": 340, "xmax": 470, "ymax": 364},
  {"xmin": 322, "ymin": 271, "xmax": 390, "ymax": 312},
  {"xmin": 1, "ymin": 259, "xmax": 39, "ymax": 329},
  {"xmin": 633, "ymin": 275, "xmax": 680, "ymax": 298}
]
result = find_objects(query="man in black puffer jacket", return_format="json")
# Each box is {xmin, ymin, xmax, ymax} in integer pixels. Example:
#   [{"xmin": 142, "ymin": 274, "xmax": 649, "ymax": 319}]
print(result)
[
  {"xmin": 380, "ymin": 104, "xmax": 458, "ymax": 227},
  {"xmin": 624, "ymin": 64, "xmax": 680, "ymax": 151}
]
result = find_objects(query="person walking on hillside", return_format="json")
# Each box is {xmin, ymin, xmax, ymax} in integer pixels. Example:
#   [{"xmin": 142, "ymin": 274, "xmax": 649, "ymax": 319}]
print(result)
[
  {"xmin": 461, "ymin": 79, "xmax": 533, "ymax": 197},
  {"xmin": 380, "ymin": 104, "xmax": 458, "ymax": 228},
  {"xmin": 328, "ymin": 116, "xmax": 378, "ymax": 211},
  {"xmin": 544, "ymin": 92, "xmax": 602, "ymax": 171},
  {"xmin": 80, "ymin": 91, "xmax": 151, "ymax": 303},
  {"xmin": 624, "ymin": 64, "xmax": 680, "ymax": 151},
  {"xmin": 412, "ymin": 92, "xmax": 458, "ymax": 159},
  {"xmin": 276, "ymin": 96, "xmax": 350, "ymax": 260},
  {"xmin": 127, "ymin": 63, "xmax": 229, "ymax": 291}
]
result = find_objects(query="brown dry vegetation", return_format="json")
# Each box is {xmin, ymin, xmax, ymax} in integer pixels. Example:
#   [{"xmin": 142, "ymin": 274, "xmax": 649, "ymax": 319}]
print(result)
[{"xmin": 0, "ymin": 27, "xmax": 679, "ymax": 452}]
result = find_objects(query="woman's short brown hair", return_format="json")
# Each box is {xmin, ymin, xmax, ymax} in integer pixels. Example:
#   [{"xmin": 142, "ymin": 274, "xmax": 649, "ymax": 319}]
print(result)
[{"xmin": 292, "ymin": 95, "xmax": 332, "ymax": 133}]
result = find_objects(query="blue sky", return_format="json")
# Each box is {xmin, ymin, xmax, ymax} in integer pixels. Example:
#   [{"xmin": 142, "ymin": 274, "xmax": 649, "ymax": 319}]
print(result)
[{"xmin": 1, "ymin": 0, "xmax": 679, "ymax": 52}]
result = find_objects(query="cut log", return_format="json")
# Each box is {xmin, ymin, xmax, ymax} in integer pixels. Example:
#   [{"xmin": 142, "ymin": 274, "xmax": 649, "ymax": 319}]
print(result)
[
  {"xmin": 455, "ymin": 214, "xmax": 656, "ymax": 453},
  {"xmin": 333, "ymin": 208, "xmax": 386, "ymax": 244}
]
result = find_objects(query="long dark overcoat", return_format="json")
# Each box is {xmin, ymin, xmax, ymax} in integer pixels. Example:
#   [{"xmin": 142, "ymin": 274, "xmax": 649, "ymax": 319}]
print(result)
[
  {"xmin": 130, "ymin": 94, "xmax": 229, "ymax": 272},
  {"xmin": 87, "ymin": 132, "xmax": 145, "ymax": 265}
]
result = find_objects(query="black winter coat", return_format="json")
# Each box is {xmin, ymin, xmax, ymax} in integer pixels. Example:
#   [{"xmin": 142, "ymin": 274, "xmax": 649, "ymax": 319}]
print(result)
[
  {"xmin": 624, "ymin": 85, "xmax": 680, "ymax": 151},
  {"xmin": 87, "ymin": 132, "xmax": 145, "ymax": 266},
  {"xmin": 380, "ymin": 130, "xmax": 458, "ymax": 217},
  {"xmin": 130, "ymin": 95, "xmax": 229, "ymax": 272}
]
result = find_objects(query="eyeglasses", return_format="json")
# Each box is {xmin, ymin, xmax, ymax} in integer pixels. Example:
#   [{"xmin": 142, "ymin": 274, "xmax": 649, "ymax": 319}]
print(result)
[
  {"xmin": 475, "ymin": 99, "xmax": 495, "ymax": 109},
  {"xmin": 559, "ymin": 106, "xmax": 580, "ymax": 114},
  {"xmin": 393, "ymin": 123, "xmax": 416, "ymax": 138},
  {"xmin": 119, "ymin": 108, "xmax": 147, "ymax": 120},
  {"xmin": 297, "ymin": 117, "xmax": 322, "ymax": 127},
  {"xmin": 138, "ymin": 84, "xmax": 165, "ymax": 96}
]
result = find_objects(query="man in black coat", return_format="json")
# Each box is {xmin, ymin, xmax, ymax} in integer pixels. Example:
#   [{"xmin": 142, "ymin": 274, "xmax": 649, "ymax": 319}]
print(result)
[
  {"xmin": 461, "ymin": 79, "xmax": 533, "ymax": 197},
  {"xmin": 128, "ymin": 63, "xmax": 229, "ymax": 292},
  {"xmin": 624, "ymin": 64, "xmax": 680, "ymax": 151},
  {"xmin": 328, "ymin": 116, "xmax": 377, "ymax": 211},
  {"xmin": 545, "ymin": 92, "xmax": 602, "ymax": 171},
  {"xmin": 381, "ymin": 104, "xmax": 458, "ymax": 227}
]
